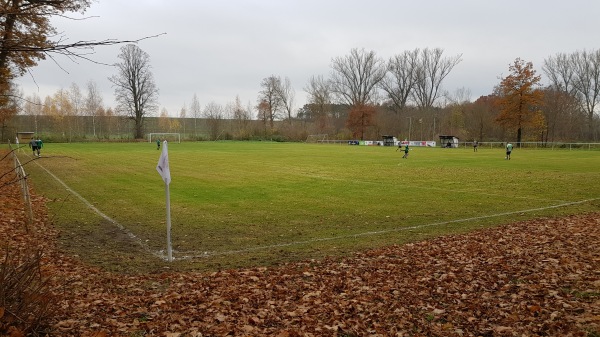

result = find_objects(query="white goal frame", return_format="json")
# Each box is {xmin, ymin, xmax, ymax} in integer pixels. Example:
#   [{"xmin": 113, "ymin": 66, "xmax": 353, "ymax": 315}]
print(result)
[
  {"xmin": 148, "ymin": 133, "xmax": 181, "ymax": 143},
  {"xmin": 305, "ymin": 134, "xmax": 328, "ymax": 143}
]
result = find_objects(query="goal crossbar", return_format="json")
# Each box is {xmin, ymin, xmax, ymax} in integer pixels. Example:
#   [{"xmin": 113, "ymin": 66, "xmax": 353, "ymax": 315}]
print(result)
[{"xmin": 148, "ymin": 133, "xmax": 181, "ymax": 143}]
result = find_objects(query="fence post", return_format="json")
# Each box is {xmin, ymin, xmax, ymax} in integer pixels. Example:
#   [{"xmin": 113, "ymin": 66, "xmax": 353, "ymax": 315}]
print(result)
[{"xmin": 8, "ymin": 142, "xmax": 34, "ymax": 232}]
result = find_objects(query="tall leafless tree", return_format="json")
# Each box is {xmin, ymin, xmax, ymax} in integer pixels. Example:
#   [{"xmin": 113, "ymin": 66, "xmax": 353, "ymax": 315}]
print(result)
[
  {"xmin": 109, "ymin": 44, "xmax": 159, "ymax": 139},
  {"xmin": 190, "ymin": 93, "xmax": 201, "ymax": 138},
  {"xmin": 275, "ymin": 77, "xmax": 295, "ymax": 123},
  {"xmin": 231, "ymin": 95, "xmax": 250, "ymax": 138},
  {"xmin": 179, "ymin": 103, "xmax": 187, "ymax": 136},
  {"xmin": 412, "ymin": 48, "xmax": 462, "ymax": 110},
  {"xmin": 380, "ymin": 49, "xmax": 419, "ymax": 113},
  {"xmin": 258, "ymin": 75, "xmax": 283, "ymax": 132},
  {"xmin": 543, "ymin": 52, "xmax": 575, "ymax": 94},
  {"xmin": 330, "ymin": 48, "xmax": 386, "ymax": 107},
  {"xmin": 203, "ymin": 101, "xmax": 224, "ymax": 140},
  {"xmin": 0, "ymin": 0, "xmax": 161, "ymax": 126},
  {"xmin": 85, "ymin": 80, "xmax": 103, "ymax": 138},
  {"xmin": 543, "ymin": 50, "xmax": 600, "ymax": 140},
  {"xmin": 304, "ymin": 75, "xmax": 333, "ymax": 132},
  {"xmin": 570, "ymin": 49, "xmax": 600, "ymax": 140}
]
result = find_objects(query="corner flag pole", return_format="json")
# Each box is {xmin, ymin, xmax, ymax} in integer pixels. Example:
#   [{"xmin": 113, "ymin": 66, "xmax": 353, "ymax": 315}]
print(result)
[
  {"xmin": 156, "ymin": 140, "xmax": 173, "ymax": 262},
  {"xmin": 165, "ymin": 181, "xmax": 172, "ymax": 262}
]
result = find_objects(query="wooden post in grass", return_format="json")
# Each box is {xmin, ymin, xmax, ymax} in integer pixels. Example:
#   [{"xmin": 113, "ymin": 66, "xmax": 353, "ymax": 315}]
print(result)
[{"xmin": 156, "ymin": 140, "xmax": 173, "ymax": 262}]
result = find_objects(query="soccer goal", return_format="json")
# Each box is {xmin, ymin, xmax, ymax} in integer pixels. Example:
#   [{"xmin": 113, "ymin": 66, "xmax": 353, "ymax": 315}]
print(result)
[
  {"xmin": 305, "ymin": 134, "xmax": 328, "ymax": 143},
  {"xmin": 148, "ymin": 133, "xmax": 181, "ymax": 143}
]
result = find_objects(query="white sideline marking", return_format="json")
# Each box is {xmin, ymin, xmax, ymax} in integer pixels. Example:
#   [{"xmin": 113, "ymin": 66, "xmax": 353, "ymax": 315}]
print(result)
[
  {"xmin": 177, "ymin": 198, "xmax": 598, "ymax": 260},
  {"xmin": 33, "ymin": 160, "xmax": 166, "ymax": 260}
]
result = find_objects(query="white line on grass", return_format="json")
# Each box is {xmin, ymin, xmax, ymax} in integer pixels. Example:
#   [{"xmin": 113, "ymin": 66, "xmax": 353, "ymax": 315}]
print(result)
[
  {"xmin": 177, "ymin": 198, "xmax": 598, "ymax": 260},
  {"xmin": 33, "ymin": 159, "xmax": 167, "ymax": 260}
]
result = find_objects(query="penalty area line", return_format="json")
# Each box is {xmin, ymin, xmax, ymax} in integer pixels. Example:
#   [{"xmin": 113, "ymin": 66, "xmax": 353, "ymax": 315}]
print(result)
[
  {"xmin": 177, "ymin": 198, "xmax": 598, "ymax": 260},
  {"xmin": 33, "ymin": 160, "xmax": 166, "ymax": 261}
]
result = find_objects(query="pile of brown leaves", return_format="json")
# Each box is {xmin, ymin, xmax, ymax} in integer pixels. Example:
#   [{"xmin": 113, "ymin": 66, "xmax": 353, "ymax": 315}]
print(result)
[{"xmin": 1, "ymin": 153, "xmax": 599, "ymax": 336}]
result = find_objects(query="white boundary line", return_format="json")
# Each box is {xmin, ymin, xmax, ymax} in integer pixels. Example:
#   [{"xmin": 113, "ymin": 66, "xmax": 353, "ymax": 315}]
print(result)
[
  {"xmin": 177, "ymin": 198, "xmax": 598, "ymax": 260},
  {"xmin": 33, "ymin": 159, "xmax": 167, "ymax": 260},
  {"xmin": 32, "ymin": 155, "xmax": 598, "ymax": 262}
]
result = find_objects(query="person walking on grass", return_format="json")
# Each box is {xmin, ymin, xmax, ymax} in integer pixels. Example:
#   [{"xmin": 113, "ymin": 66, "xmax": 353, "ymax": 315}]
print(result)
[
  {"xmin": 35, "ymin": 138, "xmax": 43, "ymax": 156},
  {"xmin": 28, "ymin": 138, "xmax": 38, "ymax": 157},
  {"xmin": 506, "ymin": 142, "xmax": 513, "ymax": 160},
  {"xmin": 156, "ymin": 138, "xmax": 161, "ymax": 150}
]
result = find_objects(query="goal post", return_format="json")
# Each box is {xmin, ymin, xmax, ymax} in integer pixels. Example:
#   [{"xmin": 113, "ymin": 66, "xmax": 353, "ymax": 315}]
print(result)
[
  {"xmin": 305, "ymin": 134, "xmax": 328, "ymax": 143},
  {"xmin": 148, "ymin": 133, "xmax": 181, "ymax": 143}
]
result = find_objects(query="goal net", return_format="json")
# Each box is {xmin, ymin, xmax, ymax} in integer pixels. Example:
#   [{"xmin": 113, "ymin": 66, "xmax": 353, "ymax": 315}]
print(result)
[
  {"xmin": 148, "ymin": 133, "xmax": 181, "ymax": 143},
  {"xmin": 305, "ymin": 134, "xmax": 328, "ymax": 143}
]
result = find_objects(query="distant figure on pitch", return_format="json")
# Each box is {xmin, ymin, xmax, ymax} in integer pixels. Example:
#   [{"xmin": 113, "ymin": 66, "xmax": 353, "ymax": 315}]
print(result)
[
  {"xmin": 28, "ymin": 138, "xmax": 38, "ymax": 157},
  {"xmin": 473, "ymin": 140, "xmax": 478, "ymax": 152},
  {"xmin": 505, "ymin": 142, "xmax": 513, "ymax": 160},
  {"xmin": 35, "ymin": 138, "xmax": 43, "ymax": 156},
  {"xmin": 156, "ymin": 138, "xmax": 161, "ymax": 150},
  {"xmin": 402, "ymin": 144, "xmax": 410, "ymax": 159}
]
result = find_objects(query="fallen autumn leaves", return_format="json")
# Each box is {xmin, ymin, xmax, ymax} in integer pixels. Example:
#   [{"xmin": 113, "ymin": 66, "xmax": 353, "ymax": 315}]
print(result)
[{"xmin": 1, "ymin": 155, "xmax": 599, "ymax": 336}]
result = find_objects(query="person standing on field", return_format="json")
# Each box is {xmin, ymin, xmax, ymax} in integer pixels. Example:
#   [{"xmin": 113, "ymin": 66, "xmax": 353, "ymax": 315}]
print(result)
[
  {"xmin": 35, "ymin": 138, "xmax": 43, "ymax": 156},
  {"xmin": 156, "ymin": 138, "xmax": 161, "ymax": 150},
  {"xmin": 28, "ymin": 138, "xmax": 38, "ymax": 157},
  {"xmin": 402, "ymin": 143, "xmax": 410, "ymax": 159},
  {"xmin": 505, "ymin": 142, "xmax": 513, "ymax": 160},
  {"xmin": 473, "ymin": 140, "xmax": 478, "ymax": 152}
]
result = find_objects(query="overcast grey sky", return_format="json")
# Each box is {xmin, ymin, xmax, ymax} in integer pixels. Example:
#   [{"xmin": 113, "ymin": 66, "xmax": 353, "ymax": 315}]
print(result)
[{"xmin": 15, "ymin": 0, "xmax": 598, "ymax": 116}]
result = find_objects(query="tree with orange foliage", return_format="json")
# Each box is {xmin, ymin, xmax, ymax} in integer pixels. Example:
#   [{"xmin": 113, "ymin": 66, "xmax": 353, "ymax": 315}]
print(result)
[
  {"xmin": 346, "ymin": 104, "xmax": 377, "ymax": 140},
  {"xmin": 495, "ymin": 58, "xmax": 545, "ymax": 144}
]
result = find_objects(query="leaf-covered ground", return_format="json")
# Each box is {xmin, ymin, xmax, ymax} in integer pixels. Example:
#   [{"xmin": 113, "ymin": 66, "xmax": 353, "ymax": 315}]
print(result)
[{"xmin": 1, "ymin": 155, "xmax": 599, "ymax": 336}]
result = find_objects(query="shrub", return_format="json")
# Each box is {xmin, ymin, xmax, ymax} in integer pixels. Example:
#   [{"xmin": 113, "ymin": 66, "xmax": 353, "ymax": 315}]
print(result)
[{"xmin": 0, "ymin": 248, "xmax": 56, "ymax": 336}]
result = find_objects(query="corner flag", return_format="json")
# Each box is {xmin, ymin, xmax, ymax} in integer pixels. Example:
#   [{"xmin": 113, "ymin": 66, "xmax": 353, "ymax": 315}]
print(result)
[
  {"xmin": 156, "ymin": 140, "xmax": 173, "ymax": 262},
  {"xmin": 156, "ymin": 140, "xmax": 171, "ymax": 185}
]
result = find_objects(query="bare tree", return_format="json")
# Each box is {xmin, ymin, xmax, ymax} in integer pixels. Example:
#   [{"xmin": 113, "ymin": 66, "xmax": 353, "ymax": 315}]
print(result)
[
  {"xmin": 276, "ymin": 77, "xmax": 295, "ymax": 123},
  {"xmin": 380, "ymin": 49, "xmax": 419, "ymax": 113},
  {"xmin": 109, "ymin": 44, "xmax": 159, "ymax": 139},
  {"xmin": 570, "ymin": 49, "xmax": 600, "ymax": 140},
  {"xmin": 203, "ymin": 101, "xmax": 224, "ymax": 140},
  {"xmin": 412, "ymin": 48, "xmax": 462, "ymax": 110},
  {"xmin": 543, "ymin": 50, "xmax": 600, "ymax": 140},
  {"xmin": 330, "ymin": 48, "xmax": 386, "ymax": 107},
  {"xmin": 190, "ymin": 93, "xmax": 201, "ymax": 138},
  {"xmin": 22, "ymin": 93, "xmax": 42, "ymax": 134},
  {"xmin": 68, "ymin": 83, "xmax": 84, "ymax": 138},
  {"xmin": 543, "ymin": 52, "xmax": 575, "ymax": 94},
  {"xmin": 0, "ymin": 0, "xmax": 161, "ymax": 126},
  {"xmin": 85, "ymin": 80, "xmax": 103, "ymax": 138},
  {"xmin": 541, "ymin": 87, "xmax": 583, "ymax": 142},
  {"xmin": 231, "ymin": 95, "xmax": 250, "ymax": 138},
  {"xmin": 304, "ymin": 75, "xmax": 333, "ymax": 133},
  {"xmin": 258, "ymin": 75, "xmax": 283, "ymax": 132},
  {"xmin": 179, "ymin": 103, "xmax": 187, "ymax": 136},
  {"xmin": 305, "ymin": 75, "xmax": 332, "ymax": 107},
  {"xmin": 256, "ymin": 99, "xmax": 270, "ymax": 135}
]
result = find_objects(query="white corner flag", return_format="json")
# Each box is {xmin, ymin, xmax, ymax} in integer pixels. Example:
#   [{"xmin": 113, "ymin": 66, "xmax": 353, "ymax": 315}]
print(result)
[
  {"xmin": 156, "ymin": 140, "xmax": 173, "ymax": 262},
  {"xmin": 156, "ymin": 140, "xmax": 171, "ymax": 185}
]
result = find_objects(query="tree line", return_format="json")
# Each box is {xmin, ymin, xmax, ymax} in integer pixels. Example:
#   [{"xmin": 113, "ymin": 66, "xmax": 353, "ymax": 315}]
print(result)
[{"xmin": 1, "ymin": 2, "xmax": 599, "ymax": 143}]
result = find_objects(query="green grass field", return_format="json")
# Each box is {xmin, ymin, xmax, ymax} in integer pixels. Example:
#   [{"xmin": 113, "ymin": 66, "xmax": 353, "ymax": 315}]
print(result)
[{"xmin": 20, "ymin": 141, "xmax": 600, "ymax": 273}]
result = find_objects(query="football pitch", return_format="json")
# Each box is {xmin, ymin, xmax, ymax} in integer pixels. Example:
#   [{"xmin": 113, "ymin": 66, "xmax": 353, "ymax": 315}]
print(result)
[{"xmin": 22, "ymin": 141, "xmax": 600, "ymax": 272}]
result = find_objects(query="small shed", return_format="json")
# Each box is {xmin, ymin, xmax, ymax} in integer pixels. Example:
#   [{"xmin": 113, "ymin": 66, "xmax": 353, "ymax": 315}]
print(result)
[
  {"xmin": 16, "ymin": 131, "xmax": 35, "ymax": 144},
  {"xmin": 382, "ymin": 135, "xmax": 397, "ymax": 146},
  {"xmin": 439, "ymin": 135, "xmax": 459, "ymax": 148}
]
